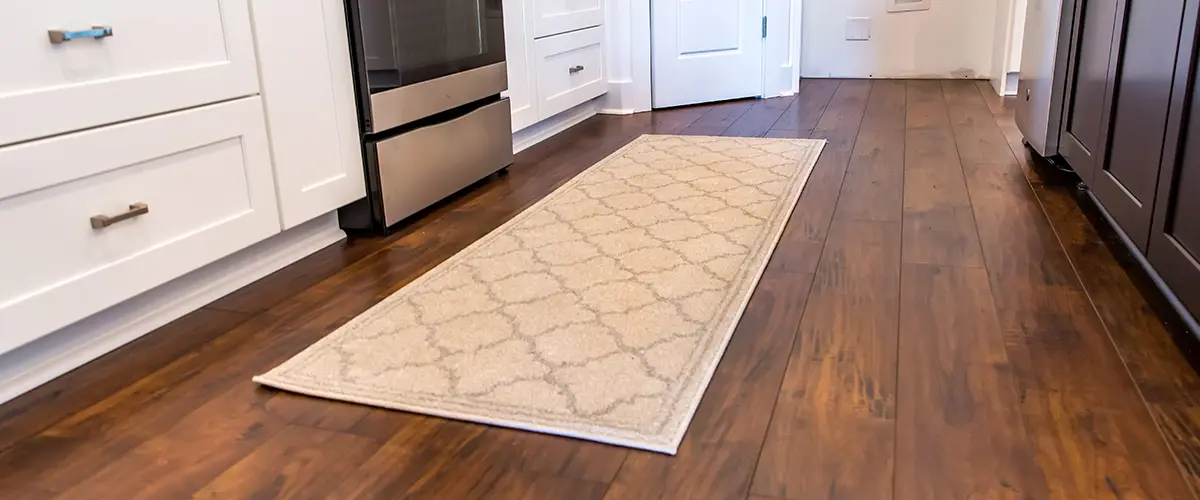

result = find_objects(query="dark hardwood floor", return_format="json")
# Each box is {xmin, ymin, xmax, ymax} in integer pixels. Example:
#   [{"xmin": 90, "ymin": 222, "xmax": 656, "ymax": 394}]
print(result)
[{"xmin": 2, "ymin": 79, "xmax": 1199, "ymax": 499}]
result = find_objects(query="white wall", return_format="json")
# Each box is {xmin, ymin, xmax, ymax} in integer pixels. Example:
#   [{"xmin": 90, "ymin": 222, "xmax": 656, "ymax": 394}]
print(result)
[
  {"xmin": 801, "ymin": 0, "xmax": 999, "ymax": 79},
  {"xmin": 990, "ymin": 0, "xmax": 1027, "ymax": 95}
]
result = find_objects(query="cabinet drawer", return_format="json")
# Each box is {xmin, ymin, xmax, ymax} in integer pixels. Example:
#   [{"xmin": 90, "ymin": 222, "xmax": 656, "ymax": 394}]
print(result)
[
  {"xmin": 533, "ymin": 0, "xmax": 603, "ymax": 38},
  {"xmin": 0, "ymin": 98, "xmax": 280, "ymax": 354},
  {"xmin": 534, "ymin": 27, "xmax": 606, "ymax": 120},
  {"xmin": 0, "ymin": 0, "xmax": 259, "ymax": 146}
]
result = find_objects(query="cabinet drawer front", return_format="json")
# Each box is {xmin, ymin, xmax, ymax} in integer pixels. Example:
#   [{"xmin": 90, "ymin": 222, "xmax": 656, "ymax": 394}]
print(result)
[
  {"xmin": 534, "ymin": 27, "xmax": 606, "ymax": 119},
  {"xmin": 0, "ymin": 98, "xmax": 280, "ymax": 354},
  {"xmin": 0, "ymin": 0, "xmax": 259, "ymax": 146},
  {"xmin": 533, "ymin": 0, "xmax": 603, "ymax": 38}
]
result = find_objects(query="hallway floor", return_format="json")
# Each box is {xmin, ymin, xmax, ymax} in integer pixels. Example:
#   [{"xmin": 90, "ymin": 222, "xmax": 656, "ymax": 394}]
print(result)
[{"xmin": 2, "ymin": 79, "xmax": 1199, "ymax": 499}]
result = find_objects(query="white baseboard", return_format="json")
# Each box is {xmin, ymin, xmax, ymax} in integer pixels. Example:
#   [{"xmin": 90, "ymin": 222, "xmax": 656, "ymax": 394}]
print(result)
[
  {"xmin": 598, "ymin": 108, "xmax": 637, "ymax": 115},
  {"xmin": 602, "ymin": 80, "xmax": 652, "ymax": 115},
  {"xmin": 0, "ymin": 212, "xmax": 346, "ymax": 404},
  {"xmin": 1002, "ymin": 71, "xmax": 1020, "ymax": 96},
  {"xmin": 990, "ymin": 71, "xmax": 1021, "ymax": 97},
  {"xmin": 512, "ymin": 97, "xmax": 601, "ymax": 154}
]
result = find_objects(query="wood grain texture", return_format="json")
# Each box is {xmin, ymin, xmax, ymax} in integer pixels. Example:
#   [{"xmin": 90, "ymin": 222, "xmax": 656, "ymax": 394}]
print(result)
[
  {"xmin": 946, "ymin": 79, "xmax": 1198, "ymax": 499},
  {"xmin": 0, "ymin": 307, "xmax": 250, "ymax": 452},
  {"xmin": 680, "ymin": 100, "xmax": 755, "ymax": 136},
  {"xmin": 785, "ymin": 80, "xmax": 870, "ymax": 243},
  {"xmin": 751, "ymin": 220, "xmax": 902, "ymax": 499},
  {"xmin": 722, "ymin": 94, "xmax": 796, "ymax": 137},
  {"xmin": 979, "ymin": 80, "xmax": 1200, "ymax": 497},
  {"xmin": 0, "ymin": 80, "xmax": 1196, "ymax": 500},
  {"xmin": 903, "ymin": 80, "xmax": 983, "ymax": 267},
  {"xmin": 193, "ymin": 425, "xmax": 381, "ymax": 499},
  {"xmin": 895, "ymin": 263, "xmax": 1048, "ymax": 499},
  {"xmin": 769, "ymin": 79, "xmax": 842, "ymax": 136},
  {"xmin": 833, "ymin": 80, "xmax": 906, "ymax": 223}
]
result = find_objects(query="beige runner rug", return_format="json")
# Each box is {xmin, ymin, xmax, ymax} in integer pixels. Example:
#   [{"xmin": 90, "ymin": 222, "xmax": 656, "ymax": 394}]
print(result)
[{"xmin": 254, "ymin": 134, "xmax": 825, "ymax": 453}]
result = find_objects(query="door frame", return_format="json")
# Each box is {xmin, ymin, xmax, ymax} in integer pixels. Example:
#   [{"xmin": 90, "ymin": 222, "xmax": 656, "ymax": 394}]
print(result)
[{"xmin": 600, "ymin": 0, "xmax": 802, "ymax": 113}]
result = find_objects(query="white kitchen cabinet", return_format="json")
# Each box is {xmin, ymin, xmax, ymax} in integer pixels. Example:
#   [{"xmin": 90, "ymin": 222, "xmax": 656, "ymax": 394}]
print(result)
[
  {"xmin": 0, "ymin": 0, "xmax": 260, "ymax": 146},
  {"xmin": 251, "ymin": 0, "xmax": 365, "ymax": 228},
  {"xmin": 503, "ymin": 0, "xmax": 540, "ymax": 131},
  {"xmin": 0, "ymin": 97, "xmax": 280, "ymax": 355},
  {"xmin": 504, "ymin": 0, "xmax": 607, "ymax": 134},
  {"xmin": 535, "ymin": 27, "xmax": 606, "ymax": 119},
  {"xmin": 533, "ymin": 0, "xmax": 605, "ymax": 38}
]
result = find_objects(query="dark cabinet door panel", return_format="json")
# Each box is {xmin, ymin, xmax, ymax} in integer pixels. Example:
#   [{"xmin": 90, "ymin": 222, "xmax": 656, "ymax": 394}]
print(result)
[
  {"xmin": 1170, "ymin": 165, "xmax": 1200, "ymax": 256},
  {"xmin": 1091, "ymin": 0, "xmax": 1187, "ymax": 249},
  {"xmin": 1149, "ymin": 0, "xmax": 1200, "ymax": 321},
  {"xmin": 1060, "ymin": 0, "xmax": 1123, "ymax": 182}
]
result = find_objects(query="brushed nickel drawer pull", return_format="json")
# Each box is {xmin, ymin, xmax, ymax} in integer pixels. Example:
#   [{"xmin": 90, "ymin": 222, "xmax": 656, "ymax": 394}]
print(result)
[
  {"xmin": 90, "ymin": 202, "xmax": 148, "ymax": 229},
  {"xmin": 568, "ymin": 65, "xmax": 584, "ymax": 74}
]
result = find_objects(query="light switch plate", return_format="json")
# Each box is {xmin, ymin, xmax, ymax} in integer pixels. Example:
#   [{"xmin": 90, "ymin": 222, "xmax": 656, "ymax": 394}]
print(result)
[{"xmin": 846, "ymin": 17, "xmax": 870, "ymax": 41}]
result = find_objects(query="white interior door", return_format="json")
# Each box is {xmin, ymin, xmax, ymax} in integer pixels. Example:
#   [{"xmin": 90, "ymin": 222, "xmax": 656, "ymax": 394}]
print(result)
[{"xmin": 651, "ymin": 0, "xmax": 764, "ymax": 108}]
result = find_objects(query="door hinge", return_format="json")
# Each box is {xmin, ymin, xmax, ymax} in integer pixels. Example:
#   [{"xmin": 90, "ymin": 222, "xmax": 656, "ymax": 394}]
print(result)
[{"xmin": 762, "ymin": 16, "xmax": 768, "ymax": 38}]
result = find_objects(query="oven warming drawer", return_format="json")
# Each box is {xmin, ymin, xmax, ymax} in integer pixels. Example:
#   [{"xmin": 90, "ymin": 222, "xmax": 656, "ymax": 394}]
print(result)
[{"xmin": 375, "ymin": 98, "xmax": 514, "ymax": 227}]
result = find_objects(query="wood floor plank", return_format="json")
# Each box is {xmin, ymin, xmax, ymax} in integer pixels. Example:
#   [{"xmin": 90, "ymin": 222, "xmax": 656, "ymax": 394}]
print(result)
[
  {"xmin": 751, "ymin": 79, "xmax": 869, "ymax": 279},
  {"xmin": 681, "ymin": 100, "xmax": 756, "ymax": 136},
  {"xmin": 603, "ymin": 268, "xmax": 814, "ymax": 500},
  {"xmin": 498, "ymin": 431, "xmax": 627, "ymax": 484},
  {"xmin": 941, "ymin": 80, "xmax": 1017, "ymax": 166},
  {"xmin": 974, "ymin": 80, "xmax": 1008, "ymax": 116},
  {"xmin": 327, "ymin": 420, "xmax": 489, "ymax": 498},
  {"xmin": 52, "ymin": 382, "xmax": 293, "ymax": 500},
  {"xmin": 769, "ymin": 78, "xmax": 842, "ymax": 136},
  {"xmin": 723, "ymin": 95, "xmax": 796, "ymax": 137},
  {"xmin": 192, "ymin": 425, "xmax": 381, "ymax": 499},
  {"xmin": 902, "ymin": 80, "xmax": 982, "ymax": 267},
  {"xmin": 483, "ymin": 470, "xmax": 610, "ymax": 500},
  {"xmin": 944, "ymin": 78, "xmax": 1197, "ymax": 499},
  {"xmin": 903, "ymin": 81, "xmax": 972, "ymax": 209},
  {"xmin": 833, "ymin": 80, "xmax": 906, "ymax": 223},
  {"xmin": 751, "ymin": 220, "xmax": 902, "ymax": 499},
  {"xmin": 1032, "ymin": 181, "xmax": 1200, "ymax": 496},
  {"xmin": 0, "ymin": 307, "xmax": 249, "ymax": 453},
  {"xmin": 977, "ymin": 80, "xmax": 1200, "ymax": 497},
  {"xmin": 784, "ymin": 80, "xmax": 870, "ymax": 244},
  {"xmin": 894, "ymin": 263, "xmax": 1048, "ymax": 499},
  {"xmin": 902, "ymin": 207, "xmax": 985, "ymax": 267}
]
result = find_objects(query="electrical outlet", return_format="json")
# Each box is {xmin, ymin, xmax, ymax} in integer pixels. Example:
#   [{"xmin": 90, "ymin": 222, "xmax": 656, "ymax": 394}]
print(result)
[{"xmin": 846, "ymin": 17, "xmax": 870, "ymax": 41}]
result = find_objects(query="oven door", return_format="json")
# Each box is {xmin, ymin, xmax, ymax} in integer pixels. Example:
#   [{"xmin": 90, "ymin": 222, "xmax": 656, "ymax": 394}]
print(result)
[{"xmin": 354, "ymin": 0, "xmax": 507, "ymax": 132}]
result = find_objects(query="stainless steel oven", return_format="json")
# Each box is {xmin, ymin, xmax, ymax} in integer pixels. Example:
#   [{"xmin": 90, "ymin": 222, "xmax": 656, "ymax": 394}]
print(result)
[{"xmin": 339, "ymin": 0, "xmax": 514, "ymax": 232}]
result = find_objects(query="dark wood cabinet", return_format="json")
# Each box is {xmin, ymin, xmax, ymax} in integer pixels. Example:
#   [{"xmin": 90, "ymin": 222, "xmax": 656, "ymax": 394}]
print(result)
[
  {"xmin": 1090, "ymin": 0, "xmax": 1188, "ymax": 250},
  {"xmin": 1060, "ymin": 0, "xmax": 1122, "ymax": 181},
  {"xmin": 1148, "ymin": 3, "xmax": 1200, "ymax": 321},
  {"xmin": 1064, "ymin": 0, "xmax": 1200, "ymax": 325}
]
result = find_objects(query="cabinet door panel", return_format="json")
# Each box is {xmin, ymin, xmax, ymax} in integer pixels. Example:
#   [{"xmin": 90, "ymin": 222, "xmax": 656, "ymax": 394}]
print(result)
[
  {"xmin": 503, "ymin": 0, "xmax": 538, "ymax": 131},
  {"xmin": 1090, "ymin": 0, "xmax": 1186, "ymax": 249},
  {"xmin": 1169, "ymin": 166, "xmax": 1200, "ymax": 257},
  {"xmin": 533, "ymin": 0, "xmax": 603, "ymax": 38},
  {"xmin": 0, "ymin": 0, "xmax": 259, "ymax": 146},
  {"xmin": 1149, "ymin": 5, "xmax": 1200, "ymax": 322},
  {"xmin": 1060, "ymin": 0, "xmax": 1122, "ymax": 181},
  {"xmin": 1150, "ymin": 122, "xmax": 1200, "ymax": 319},
  {"xmin": 253, "ymin": 0, "xmax": 365, "ymax": 229}
]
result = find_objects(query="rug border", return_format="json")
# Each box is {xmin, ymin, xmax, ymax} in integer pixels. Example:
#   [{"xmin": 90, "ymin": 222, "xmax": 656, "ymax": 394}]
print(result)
[{"xmin": 254, "ymin": 134, "xmax": 827, "ymax": 455}]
